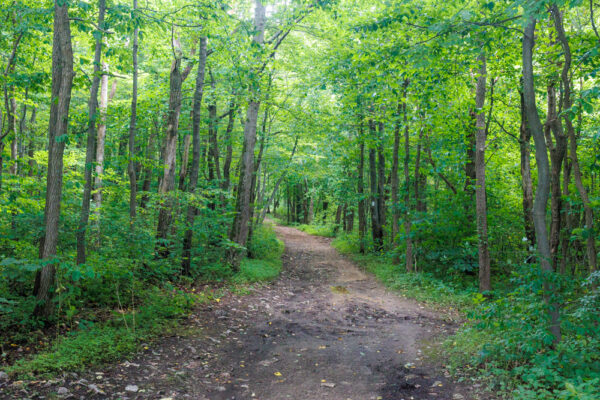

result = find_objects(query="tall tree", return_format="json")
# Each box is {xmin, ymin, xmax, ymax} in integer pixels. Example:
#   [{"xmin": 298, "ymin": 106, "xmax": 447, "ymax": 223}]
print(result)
[
  {"xmin": 551, "ymin": 5, "xmax": 597, "ymax": 272},
  {"xmin": 474, "ymin": 51, "xmax": 490, "ymax": 292},
  {"xmin": 182, "ymin": 36, "xmax": 208, "ymax": 275},
  {"xmin": 522, "ymin": 17, "xmax": 561, "ymax": 343},
  {"xmin": 33, "ymin": 0, "xmax": 74, "ymax": 318},
  {"xmin": 227, "ymin": 0, "xmax": 266, "ymax": 268},
  {"xmin": 76, "ymin": 0, "xmax": 106, "ymax": 265},
  {"xmin": 127, "ymin": 0, "xmax": 139, "ymax": 223},
  {"xmin": 155, "ymin": 32, "xmax": 195, "ymax": 255}
]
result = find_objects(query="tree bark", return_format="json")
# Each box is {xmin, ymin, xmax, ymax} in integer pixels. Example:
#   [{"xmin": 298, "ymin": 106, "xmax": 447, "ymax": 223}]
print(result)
[
  {"xmin": 181, "ymin": 37, "xmax": 208, "ymax": 275},
  {"xmin": 33, "ymin": 0, "xmax": 74, "ymax": 318},
  {"xmin": 1, "ymin": 30, "xmax": 23, "ymax": 188},
  {"xmin": 522, "ymin": 17, "xmax": 561, "ymax": 343},
  {"xmin": 358, "ymin": 128, "xmax": 367, "ymax": 254},
  {"xmin": 474, "ymin": 51, "xmax": 490, "ymax": 293},
  {"xmin": 222, "ymin": 99, "xmax": 236, "ymax": 191},
  {"xmin": 552, "ymin": 5, "xmax": 597, "ymax": 272},
  {"xmin": 227, "ymin": 0, "xmax": 266, "ymax": 268},
  {"xmin": 127, "ymin": 0, "xmax": 139, "ymax": 223},
  {"xmin": 178, "ymin": 133, "xmax": 191, "ymax": 190},
  {"xmin": 545, "ymin": 82, "xmax": 567, "ymax": 271},
  {"xmin": 156, "ymin": 33, "xmax": 194, "ymax": 255},
  {"xmin": 403, "ymin": 96, "xmax": 413, "ymax": 272},
  {"xmin": 391, "ymin": 96, "xmax": 403, "ymax": 246},
  {"xmin": 368, "ymin": 119, "xmax": 383, "ymax": 251},
  {"xmin": 76, "ymin": 0, "xmax": 106, "ymax": 265},
  {"xmin": 519, "ymin": 87, "xmax": 536, "ymax": 248},
  {"xmin": 376, "ymin": 121, "xmax": 386, "ymax": 238},
  {"xmin": 27, "ymin": 108, "xmax": 37, "ymax": 176},
  {"xmin": 93, "ymin": 63, "xmax": 109, "ymax": 214}
]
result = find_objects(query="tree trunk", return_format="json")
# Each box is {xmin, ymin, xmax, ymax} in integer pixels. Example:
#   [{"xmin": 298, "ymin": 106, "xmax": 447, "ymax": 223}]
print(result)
[
  {"xmin": 368, "ymin": 120, "xmax": 383, "ymax": 250},
  {"xmin": 27, "ymin": 109, "xmax": 37, "ymax": 176},
  {"xmin": 545, "ymin": 82, "xmax": 567, "ymax": 271},
  {"xmin": 358, "ymin": 130, "xmax": 367, "ymax": 254},
  {"xmin": 222, "ymin": 99, "xmax": 236, "ymax": 191},
  {"xmin": 522, "ymin": 17, "xmax": 561, "ymax": 343},
  {"xmin": 33, "ymin": 0, "xmax": 74, "ymax": 318},
  {"xmin": 552, "ymin": 5, "xmax": 597, "ymax": 272},
  {"xmin": 391, "ymin": 97, "xmax": 402, "ymax": 246},
  {"xmin": 76, "ymin": 0, "xmax": 106, "ymax": 265},
  {"xmin": 227, "ymin": 0, "xmax": 266, "ymax": 268},
  {"xmin": 8, "ymin": 98, "xmax": 17, "ymax": 175},
  {"xmin": 474, "ymin": 51, "xmax": 490, "ymax": 293},
  {"xmin": 560, "ymin": 156, "xmax": 572, "ymax": 274},
  {"xmin": 181, "ymin": 37, "xmax": 208, "ymax": 275},
  {"xmin": 1, "ymin": 30, "xmax": 23, "ymax": 186},
  {"xmin": 519, "ymin": 87, "xmax": 536, "ymax": 248},
  {"xmin": 403, "ymin": 95, "xmax": 413, "ymax": 272},
  {"xmin": 178, "ymin": 133, "xmax": 191, "ymax": 190},
  {"xmin": 17, "ymin": 90, "xmax": 29, "ymax": 176},
  {"xmin": 207, "ymin": 72, "xmax": 220, "ymax": 184},
  {"xmin": 414, "ymin": 126, "xmax": 426, "ymax": 213},
  {"xmin": 140, "ymin": 117, "xmax": 158, "ymax": 209},
  {"xmin": 93, "ymin": 63, "xmax": 109, "ymax": 214},
  {"xmin": 376, "ymin": 121, "xmax": 386, "ymax": 239},
  {"xmin": 156, "ymin": 34, "xmax": 194, "ymax": 255},
  {"xmin": 127, "ymin": 0, "xmax": 139, "ymax": 223}
]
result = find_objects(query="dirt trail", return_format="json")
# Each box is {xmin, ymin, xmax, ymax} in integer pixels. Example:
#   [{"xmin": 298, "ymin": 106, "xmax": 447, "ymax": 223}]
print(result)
[{"xmin": 2, "ymin": 224, "xmax": 478, "ymax": 400}]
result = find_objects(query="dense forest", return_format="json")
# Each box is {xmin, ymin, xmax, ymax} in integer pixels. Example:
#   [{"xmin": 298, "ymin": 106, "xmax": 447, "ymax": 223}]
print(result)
[{"xmin": 0, "ymin": 0, "xmax": 599, "ymax": 399}]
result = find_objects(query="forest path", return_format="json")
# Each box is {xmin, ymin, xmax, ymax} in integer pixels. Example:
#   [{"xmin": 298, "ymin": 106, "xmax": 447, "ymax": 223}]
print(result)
[{"xmin": 5, "ymin": 223, "xmax": 478, "ymax": 400}]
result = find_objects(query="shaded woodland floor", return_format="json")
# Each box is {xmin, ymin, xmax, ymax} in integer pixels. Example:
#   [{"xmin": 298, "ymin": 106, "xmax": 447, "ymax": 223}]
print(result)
[{"xmin": 1, "ymin": 224, "xmax": 486, "ymax": 400}]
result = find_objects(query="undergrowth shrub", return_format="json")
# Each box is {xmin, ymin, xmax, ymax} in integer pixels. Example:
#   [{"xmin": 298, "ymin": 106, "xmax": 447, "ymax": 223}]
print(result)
[
  {"xmin": 236, "ymin": 224, "xmax": 284, "ymax": 283},
  {"xmin": 7, "ymin": 286, "xmax": 199, "ymax": 378}
]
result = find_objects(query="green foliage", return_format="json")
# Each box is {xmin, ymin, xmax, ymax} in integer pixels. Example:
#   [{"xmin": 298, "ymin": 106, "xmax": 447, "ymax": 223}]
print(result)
[
  {"xmin": 332, "ymin": 234, "xmax": 475, "ymax": 310},
  {"xmin": 7, "ymin": 287, "xmax": 199, "ymax": 378},
  {"xmin": 296, "ymin": 223, "xmax": 337, "ymax": 238},
  {"xmin": 235, "ymin": 224, "xmax": 284, "ymax": 283},
  {"xmin": 330, "ymin": 231, "xmax": 600, "ymax": 399}
]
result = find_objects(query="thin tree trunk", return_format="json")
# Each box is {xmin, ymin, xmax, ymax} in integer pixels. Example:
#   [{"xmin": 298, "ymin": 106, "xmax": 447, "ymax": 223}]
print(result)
[
  {"xmin": 222, "ymin": 99, "xmax": 236, "ymax": 191},
  {"xmin": 208, "ymin": 75, "xmax": 221, "ymax": 184},
  {"xmin": 227, "ymin": 0, "xmax": 266, "ymax": 268},
  {"xmin": 127, "ymin": 0, "xmax": 139, "ymax": 223},
  {"xmin": 178, "ymin": 133, "xmax": 191, "ymax": 190},
  {"xmin": 369, "ymin": 119, "xmax": 383, "ymax": 250},
  {"xmin": 1, "ymin": 30, "xmax": 23, "ymax": 188},
  {"xmin": 560, "ymin": 156, "xmax": 572, "ymax": 274},
  {"xmin": 156, "ymin": 34, "xmax": 195, "ymax": 255},
  {"xmin": 8, "ymin": 98, "xmax": 17, "ymax": 175},
  {"xmin": 140, "ymin": 128, "xmax": 156, "ymax": 209},
  {"xmin": 552, "ymin": 5, "xmax": 597, "ymax": 272},
  {"xmin": 403, "ymin": 96, "xmax": 413, "ymax": 272},
  {"xmin": 27, "ymin": 108, "xmax": 37, "ymax": 176},
  {"xmin": 93, "ymin": 63, "xmax": 109, "ymax": 213},
  {"xmin": 377, "ymin": 121, "xmax": 386, "ymax": 240},
  {"xmin": 17, "ymin": 90, "xmax": 29, "ymax": 176},
  {"xmin": 519, "ymin": 86, "xmax": 536, "ymax": 248},
  {"xmin": 33, "ymin": 0, "xmax": 74, "ymax": 318},
  {"xmin": 76, "ymin": 0, "xmax": 106, "ymax": 265},
  {"xmin": 474, "ymin": 51, "xmax": 490, "ymax": 292},
  {"xmin": 181, "ymin": 37, "xmax": 208, "ymax": 275},
  {"xmin": 522, "ymin": 17, "xmax": 561, "ymax": 343},
  {"xmin": 358, "ymin": 128, "xmax": 367, "ymax": 254},
  {"xmin": 391, "ymin": 97, "xmax": 402, "ymax": 246},
  {"xmin": 545, "ymin": 80, "xmax": 567, "ymax": 271}
]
